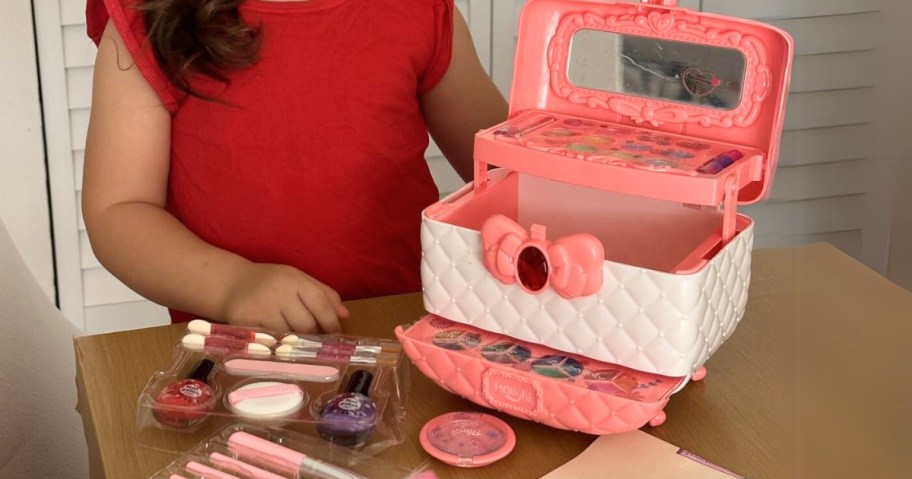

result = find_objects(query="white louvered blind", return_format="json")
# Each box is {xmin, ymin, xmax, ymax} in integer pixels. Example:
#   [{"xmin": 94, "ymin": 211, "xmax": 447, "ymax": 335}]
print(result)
[{"xmin": 717, "ymin": 1, "xmax": 889, "ymax": 271}]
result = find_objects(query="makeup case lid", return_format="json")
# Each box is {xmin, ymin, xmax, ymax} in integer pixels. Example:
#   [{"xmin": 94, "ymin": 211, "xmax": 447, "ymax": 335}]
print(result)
[{"xmin": 485, "ymin": 0, "xmax": 793, "ymax": 205}]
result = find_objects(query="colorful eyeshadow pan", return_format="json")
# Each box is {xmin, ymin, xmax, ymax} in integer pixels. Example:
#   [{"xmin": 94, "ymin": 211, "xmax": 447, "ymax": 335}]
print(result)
[
  {"xmin": 567, "ymin": 144, "xmax": 598, "ymax": 152},
  {"xmin": 481, "ymin": 342, "xmax": 532, "ymax": 364},
  {"xmin": 642, "ymin": 159, "xmax": 679, "ymax": 169},
  {"xmin": 676, "ymin": 141, "xmax": 712, "ymax": 150},
  {"xmin": 580, "ymin": 135, "xmax": 614, "ymax": 145},
  {"xmin": 598, "ymin": 126, "xmax": 633, "ymax": 135},
  {"xmin": 608, "ymin": 152, "xmax": 639, "ymax": 161},
  {"xmin": 584, "ymin": 382, "xmax": 628, "ymax": 394},
  {"xmin": 638, "ymin": 134, "xmax": 670, "ymax": 142},
  {"xmin": 523, "ymin": 137, "xmax": 564, "ymax": 150},
  {"xmin": 621, "ymin": 142, "xmax": 652, "ymax": 151},
  {"xmin": 585, "ymin": 369, "xmax": 640, "ymax": 389},
  {"xmin": 542, "ymin": 129, "xmax": 577, "ymax": 137},
  {"xmin": 531, "ymin": 355, "xmax": 584, "ymax": 378},
  {"xmin": 432, "ymin": 330, "xmax": 482, "ymax": 351},
  {"xmin": 668, "ymin": 150, "xmax": 696, "ymax": 159}
]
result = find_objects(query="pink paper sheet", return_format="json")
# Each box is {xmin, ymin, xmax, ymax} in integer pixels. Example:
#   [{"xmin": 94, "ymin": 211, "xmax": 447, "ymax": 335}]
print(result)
[{"xmin": 540, "ymin": 431, "xmax": 744, "ymax": 479}]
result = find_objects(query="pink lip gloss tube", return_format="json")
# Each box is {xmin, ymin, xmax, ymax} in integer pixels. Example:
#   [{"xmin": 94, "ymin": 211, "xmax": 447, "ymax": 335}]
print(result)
[
  {"xmin": 209, "ymin": 452, "xmax": 286, "ymax": 479},
  {"xmin": 185, "ymin": 461, "xmax": 242, "ymax": 479}
]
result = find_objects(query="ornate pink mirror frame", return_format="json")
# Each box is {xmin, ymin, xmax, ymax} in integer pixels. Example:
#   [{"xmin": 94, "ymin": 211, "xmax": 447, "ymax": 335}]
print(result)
[{"xmin": 548, "ymin": 10, "xmax": 772, "ymax": 128}]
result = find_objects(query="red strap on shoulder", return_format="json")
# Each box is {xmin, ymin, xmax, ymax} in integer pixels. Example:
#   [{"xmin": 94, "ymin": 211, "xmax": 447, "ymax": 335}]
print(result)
[
  {"xmin": 86, "ymin": 0, "xmax": 182, "ymax": 112},
  {"xmin": 418, "ymin": 0, "xmax": 455, "ymax": 93}
]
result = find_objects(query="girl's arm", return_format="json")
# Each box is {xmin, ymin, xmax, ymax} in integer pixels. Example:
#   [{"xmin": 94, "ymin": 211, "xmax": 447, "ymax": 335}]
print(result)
[
  {"xmin": 83, "ymin": 21, "xmax": 347, "ymax": 333},
  {"xmin": 420, "ymin": 9, "xmax": 508, "ymax": 182}
]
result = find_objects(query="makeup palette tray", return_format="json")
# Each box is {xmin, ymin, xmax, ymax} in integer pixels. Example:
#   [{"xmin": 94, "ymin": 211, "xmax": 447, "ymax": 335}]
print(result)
[{"xmin": 136, "ymin": 320, "xmax": 409, "ymax": 456}]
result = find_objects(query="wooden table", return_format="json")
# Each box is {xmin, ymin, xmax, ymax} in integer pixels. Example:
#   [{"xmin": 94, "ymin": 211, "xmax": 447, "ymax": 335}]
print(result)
[{"xmin": 75, "ymin": 244, "xmax": 912, "ymax": 479}]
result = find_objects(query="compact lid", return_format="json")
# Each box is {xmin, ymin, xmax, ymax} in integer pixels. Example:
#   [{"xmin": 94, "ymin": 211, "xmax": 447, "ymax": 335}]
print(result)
[
  {"xmin": 419, "ymin": 412, "xmax": 516, "ymax": 467},
  {"xmin": 505, "ymin": 0, "xmax": 794, "ymax": 204}
]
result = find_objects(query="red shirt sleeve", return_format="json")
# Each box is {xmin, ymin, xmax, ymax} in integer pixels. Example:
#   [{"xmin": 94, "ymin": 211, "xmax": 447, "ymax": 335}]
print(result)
[
  {"xmin": 417, "ymin": 0, "xmax": 455, "ymax": 94},
  {"xmin": 86, "ymin": 0, "xmax": 182, "ymax": 112}
]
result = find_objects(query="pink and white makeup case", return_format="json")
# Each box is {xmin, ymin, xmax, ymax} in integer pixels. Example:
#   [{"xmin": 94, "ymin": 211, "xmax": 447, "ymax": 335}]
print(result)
[{"xmin": 397, "ymin": 0, "xmax": 792, "ymax": 435}]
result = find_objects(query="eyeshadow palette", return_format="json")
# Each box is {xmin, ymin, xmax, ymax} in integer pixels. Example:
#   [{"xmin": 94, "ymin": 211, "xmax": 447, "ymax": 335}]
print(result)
[
  {"xmin": 494, "ymin": 112, "xmax": 758, "ymax": 176},
  {"xmin": 405, "ymin": 316, "xmax": 683, "ymax": 404}
]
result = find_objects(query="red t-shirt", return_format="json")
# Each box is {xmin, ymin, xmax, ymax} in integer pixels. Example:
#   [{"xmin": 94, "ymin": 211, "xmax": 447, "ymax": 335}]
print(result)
[{"xmin": 86, "ymin": 0, "xmax": 453, "ymax": 323}]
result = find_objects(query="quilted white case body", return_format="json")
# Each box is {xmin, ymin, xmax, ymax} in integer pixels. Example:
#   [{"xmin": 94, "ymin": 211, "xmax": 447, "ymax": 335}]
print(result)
[{"xmin": 421, "ymin": 204, "xmax": 753, "ymax": 379}]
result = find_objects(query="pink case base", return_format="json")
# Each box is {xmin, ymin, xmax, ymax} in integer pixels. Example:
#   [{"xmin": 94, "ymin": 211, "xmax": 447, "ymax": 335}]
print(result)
[{"xmin": 396, "ymin": 316, "xmax": 678, "ymax": 435}]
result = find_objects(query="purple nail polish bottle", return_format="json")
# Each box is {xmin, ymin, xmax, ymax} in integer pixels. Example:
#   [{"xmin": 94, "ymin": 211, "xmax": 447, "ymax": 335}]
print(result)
[{"xmin": 317, "ymin": 370, "xmax": 377, "ymax": 446}]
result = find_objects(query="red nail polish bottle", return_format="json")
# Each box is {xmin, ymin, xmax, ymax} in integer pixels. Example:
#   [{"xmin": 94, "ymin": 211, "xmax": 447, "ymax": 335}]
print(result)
[{"xmin": 153, "ymin": 359, "xmax": 216, "ymax": 428}]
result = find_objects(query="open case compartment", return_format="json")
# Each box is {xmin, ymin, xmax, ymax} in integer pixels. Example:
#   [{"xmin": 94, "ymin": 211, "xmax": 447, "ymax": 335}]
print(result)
[{"xmin": 421, "ymin": 170, "xmax": 754, "ymax": 378}]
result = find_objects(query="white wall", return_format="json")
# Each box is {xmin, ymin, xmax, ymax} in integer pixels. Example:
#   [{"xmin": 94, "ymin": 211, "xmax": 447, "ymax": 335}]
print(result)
[
  {"xmin": 0, "ymin": 0, "xmax": 55, "ymax": 300},
  {"xmin": 880, "ymin": 0, "xmax": 912, "ymax": 290}
]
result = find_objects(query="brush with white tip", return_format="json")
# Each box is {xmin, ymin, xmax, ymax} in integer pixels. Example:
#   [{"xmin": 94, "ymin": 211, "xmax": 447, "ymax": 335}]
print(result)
[
  {"xmin": 181, "ymin": 333, "xmax": 272, "ymax": 357},
  {"xmin": 280, "ymin": 334, "xmax": 401, "ymax": 354},
  {"xmin": 188, "ymin": 319, "xmax": 277, "ymax": 347}
]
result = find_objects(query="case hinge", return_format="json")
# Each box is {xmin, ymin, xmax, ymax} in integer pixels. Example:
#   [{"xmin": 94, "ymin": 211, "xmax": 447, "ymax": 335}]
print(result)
[
  {"xmin": 474, "ymin": 159, "xmax": 488, "ymax": 193},
  {"xmin": 721, "ymin": 175, "xmax": 739, "ymax": 243}
]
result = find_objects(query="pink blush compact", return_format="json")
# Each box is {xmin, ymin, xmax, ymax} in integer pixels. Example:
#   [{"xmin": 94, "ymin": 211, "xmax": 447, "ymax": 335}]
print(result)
[{"xmin": 420, "ymin": 412, "xmax": 516, "ymax": 468}]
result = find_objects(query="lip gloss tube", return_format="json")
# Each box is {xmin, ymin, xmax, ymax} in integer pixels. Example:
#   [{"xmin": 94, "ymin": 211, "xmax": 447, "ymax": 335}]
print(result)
[
  {"xmin": 274, "ymin": 346, "xmax": 399, "ymax": 365},
  {"xmin": 279, "ymin": 336, "xmax": 403, "ymax": 354},
  {"xmin": 188, "ymin": 319, "xmax": 277, "ymax": 347},
  {"xmin": 209, "ymin": 452, "xmax": 286, "ymax": 479},
  {"xmin": 185, "ymin": 461, "xmax": 242, "ymax": 479},
  {"xmin": 227, "ymin": 431, "xmax": 367, "ymax": 479},
  {"xmin": 181, "ymin": 333, "xmax": 272, "ymax": 357}
]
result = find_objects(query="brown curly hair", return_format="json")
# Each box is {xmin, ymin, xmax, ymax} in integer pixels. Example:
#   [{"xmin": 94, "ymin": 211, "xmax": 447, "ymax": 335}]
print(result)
[{"xmin": 139, "ymin": 0, "xmax": 261, "ymax": 98}]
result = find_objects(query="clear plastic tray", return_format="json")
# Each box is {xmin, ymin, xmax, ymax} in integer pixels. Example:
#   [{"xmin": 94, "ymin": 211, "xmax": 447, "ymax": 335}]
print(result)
[
  {"xmin": 137, "ymin": 323, "xmax": 409, "ymax": 456},
  {"xmin": 148, "ymin": 423, "xmax": 428, "ymax": 479}
]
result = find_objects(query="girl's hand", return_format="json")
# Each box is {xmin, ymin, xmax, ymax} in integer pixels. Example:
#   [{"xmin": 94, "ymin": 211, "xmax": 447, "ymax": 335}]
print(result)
[{"xmin": 221, "ymin": 263, "xmax": 350, "ymax": 334}]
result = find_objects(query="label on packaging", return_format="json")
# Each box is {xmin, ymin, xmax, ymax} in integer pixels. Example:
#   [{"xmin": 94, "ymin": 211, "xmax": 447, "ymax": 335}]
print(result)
[{"xmin": 482, "ymin": 368, "xmax": 542, "ymax": 415}]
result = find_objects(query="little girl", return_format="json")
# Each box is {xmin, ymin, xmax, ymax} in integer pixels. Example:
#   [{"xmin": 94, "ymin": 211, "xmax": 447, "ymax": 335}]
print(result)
[{"xmin": 83, "ymin": 0, "xmax": 507, "ymax": 333}]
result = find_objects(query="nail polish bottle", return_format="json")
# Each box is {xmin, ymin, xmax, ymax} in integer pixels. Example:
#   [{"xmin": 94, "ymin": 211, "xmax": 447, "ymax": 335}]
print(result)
[
  {"xmin": 153, "ymin": 358, "xmax": 216, "ymax": 428},
  {"xmin": 317, "ymin": 370, "xmax": 377, "ymax": 446}
]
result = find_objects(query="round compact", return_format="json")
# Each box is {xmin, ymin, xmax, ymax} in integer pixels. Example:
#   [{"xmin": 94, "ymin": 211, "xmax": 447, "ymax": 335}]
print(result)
[
  {"xmin": 227, "ymin": 381, "xmax": 306, "ymax": 420},
  {"xmin": 420, "ymin": 412, "xmax": 516, "ymax": 468}
]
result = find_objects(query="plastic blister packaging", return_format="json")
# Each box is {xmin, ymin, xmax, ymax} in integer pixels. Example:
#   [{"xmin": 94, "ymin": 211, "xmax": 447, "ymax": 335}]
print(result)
[
  {"xmin": 137, "ymin": 321, "xmax": 409, "ymax": 455},
  {"xmin": 148, "ymin": 423, "xmax": 429, "ymax": 479}
]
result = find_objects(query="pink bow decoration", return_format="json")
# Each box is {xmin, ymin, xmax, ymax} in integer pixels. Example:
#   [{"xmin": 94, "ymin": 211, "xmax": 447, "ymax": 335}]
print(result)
[{"xmin": 481, "ymin": 215, "xmax": 604, "ymax": 299}]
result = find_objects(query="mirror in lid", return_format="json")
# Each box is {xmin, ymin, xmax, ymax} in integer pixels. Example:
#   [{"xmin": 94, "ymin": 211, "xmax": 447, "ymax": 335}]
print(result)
[{"xmin": 568, "ymin": 29, "xmax": 747, "ymax": 111}]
